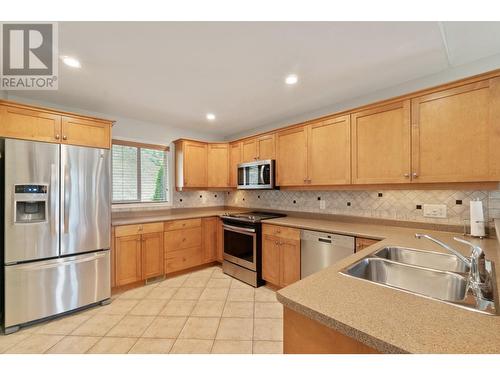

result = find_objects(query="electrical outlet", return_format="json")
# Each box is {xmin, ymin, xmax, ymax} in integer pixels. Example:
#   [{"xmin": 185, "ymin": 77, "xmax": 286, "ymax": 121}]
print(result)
[
  {"xmin": 319, "ymin": 200, "xmax": 326, "ymax": 210},
  {"xmin": 423, "ymin": 204, "xmax": 447, "ymax": 218}
]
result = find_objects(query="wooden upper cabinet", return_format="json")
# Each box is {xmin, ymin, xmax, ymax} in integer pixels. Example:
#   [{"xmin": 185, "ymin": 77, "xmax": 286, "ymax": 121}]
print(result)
[
  {"xmin": 141, "ymin": 231, "xmax": 164, "ymax": 279},
  {"xmin": 256, "ymin": 134, "xmax": 275, "ymax": 160},
  {"xmin": 229, "ymin": 142, "xmax": 242, "ymax": 187},
  {"xmin": 207, "ymin": 143, "xmax": 229, "ymax": 187},
  {"xmin": 351, "ymin": 101, "xmax": 411, "ymax": 184},
  {"xmin": 61, "ymin": 116, "xmax": 111, "ymax": 149},
  {"xmin": 0, "ymin": 104, "xmax": 61, "ymax": 143},
  {"xmin": 179, "ymin": 140, "xmax": 208, "ymax": 188},
  {"xmin": 241, "ymin": 134, "xmax": 276, "ymax": 162},
  {"xmin": 0, "ymin": 101, "xmax": 112, "ymax": 148},
  {"xmin": 115, "ymin": 234, "xmax": 142, "ymax": 286},
  {"xmin": 276, "ymin": 126, "xmax": 308, "ymax": 186},
  {"xmin": 411, "ymin": 77, "xmax": 500, "ymax": 183},
  {"xmin": 242, "ymin": 138, "xmax": 258, "ymax": 162},
  {"xmin": 308, "ymin": 115, "xmax": 351, "ymax": 185},
  {"xmin": 202, "ymin": 217, "xmax": 218, "ymax": 263}
]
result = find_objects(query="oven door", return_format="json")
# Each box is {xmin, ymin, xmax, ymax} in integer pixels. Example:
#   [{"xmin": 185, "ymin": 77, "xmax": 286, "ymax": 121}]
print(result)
[
  {"xmin": 237, "ymin": 160, "xmax": 274, "ymax": 189},
  {"xmin": 223, "ymin": 223, "xmax": 257, "ymax": 271}
]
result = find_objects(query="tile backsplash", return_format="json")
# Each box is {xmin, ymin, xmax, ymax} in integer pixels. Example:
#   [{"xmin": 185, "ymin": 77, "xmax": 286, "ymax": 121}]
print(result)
[
  {"xmin": 116, "ymin": 185, "xmax": 500, "ymax": 230},
  {"xmin": 225, "ymin": 188, "xmax": 500, "ymax": 229},
  {"xmin": 172, "ymin": 190, "xmax": 225, "ymax": 208}
]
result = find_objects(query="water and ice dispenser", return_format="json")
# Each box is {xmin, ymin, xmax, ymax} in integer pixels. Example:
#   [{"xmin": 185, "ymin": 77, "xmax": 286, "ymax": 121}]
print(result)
[{"xmin": 14, "ymin": 184, "xmax": 48, "ymax": 223}]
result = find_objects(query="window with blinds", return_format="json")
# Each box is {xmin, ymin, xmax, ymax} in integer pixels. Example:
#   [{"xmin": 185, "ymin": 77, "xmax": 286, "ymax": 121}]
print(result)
[{"xmin": 112, "ymin": 142, "xmax": 168, "ymax": 203}]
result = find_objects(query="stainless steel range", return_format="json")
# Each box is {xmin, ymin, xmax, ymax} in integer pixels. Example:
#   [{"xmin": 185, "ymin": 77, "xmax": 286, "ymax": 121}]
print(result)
[{"xmin": 220, "ymin": 211, "xmax": 285, "ymax": 287}]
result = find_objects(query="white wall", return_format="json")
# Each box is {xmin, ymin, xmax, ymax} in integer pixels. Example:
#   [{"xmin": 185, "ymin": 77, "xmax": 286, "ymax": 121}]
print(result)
[
  {"xmin": 0, "ymin": 90, "xmax": 7, "ymax": 99},
  {"xmin": 227, "ymin": 52, "xmax": 500, "ymax": 140}
]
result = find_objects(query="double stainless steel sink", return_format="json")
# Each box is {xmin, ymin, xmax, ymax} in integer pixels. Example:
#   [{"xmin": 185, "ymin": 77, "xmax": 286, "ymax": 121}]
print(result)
[{"xmin": 340, "ymin": 246, "xmax": 498, "ymax": 315}]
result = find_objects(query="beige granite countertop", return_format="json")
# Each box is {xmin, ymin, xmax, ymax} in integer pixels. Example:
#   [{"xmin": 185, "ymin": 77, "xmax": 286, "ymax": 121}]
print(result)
[
  {"xmin": 112, "ymin": 206, "xmax": 247, "ymax": 226},
  {"xmin": 268, "ymin": 216, "xmax": 500, "ymax": 354}
]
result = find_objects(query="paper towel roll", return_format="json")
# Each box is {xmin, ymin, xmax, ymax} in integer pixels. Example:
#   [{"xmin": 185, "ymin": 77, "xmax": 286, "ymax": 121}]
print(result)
[{"xmin": 470, "ymin": 199, "xmax": 485, "ymax": 237}]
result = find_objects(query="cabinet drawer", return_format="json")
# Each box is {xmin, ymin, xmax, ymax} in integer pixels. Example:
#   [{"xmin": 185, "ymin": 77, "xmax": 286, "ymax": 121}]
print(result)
[
  {"xmin": 164, "ymin": 227, "xmax": 202, "ymax": 252},
  {"xmin": 262, "ymin": 224, "xmax": 300, "ymax": 241},
  {"xmin": 115, "ymin": 222, "xmax": 164, "ymax": 237},
  {"xmin": 164, "ymin": 218, "xmax": 201, "ymax": 231},
  {"xmin": 165, "ymin": 246, "xmax": 203, "ymax": 273}
]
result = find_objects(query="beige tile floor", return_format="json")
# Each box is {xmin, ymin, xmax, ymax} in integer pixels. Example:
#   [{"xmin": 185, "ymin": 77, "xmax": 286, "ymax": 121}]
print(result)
[{"xmin": 0, "ymin": 266, "xmax": 283, "ymax": 354}]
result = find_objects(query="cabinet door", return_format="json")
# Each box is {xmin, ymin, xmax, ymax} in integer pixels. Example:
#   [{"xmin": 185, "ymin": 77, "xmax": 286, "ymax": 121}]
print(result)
[
  {"xmin": 308, "ymin": 115, "xmax": 351, "ymax": 185},
  {"xmin": 411, "ymin": 78, "xmax": 500, "ymax": 182},
  {"xmin": 216, "ymin": 218, "xmax": 224, "ymax": 262},
  {"xmin": 141, "ymin": 232, "xmax": 164, "ymax": 279},
  {"xmin": 262, "ymin": 235, "xmax": 281, "ymax": 286},
  {"xmin": 61, "ymin": 116, "xmax": 111, "ymax": 149},
  {"xmin": 184, "ymin": 141, "xmax": 208, "ymax": 187},
  {"xmin": 276, "ymin": 126, "xmax": 308, "ymax": 186},
  {"xmin": 280, "ymin": 239, "xmax": 301, "ymax": 287},
  {"xmin": 355, "ymin": 237, "xmax": 379, "ymax": 253},
  {"xmin": 242, "ymin": 139, "xmax": 258, "ymax": 162},
  {"xmin": 115, "ymin": 234, "xmax": 142, "ymax": 286},
  {"xmin": 351, "ymin": 101, "xmax": 411, "ymax": 184},
  {"xmin": 257, "ymin": 134, "xmax": 275, "ymax": 160},
  {"xmin": 207, "ymin": 143, "xmax": 229, "ymax": 187},
  {"xmin": 229, "ymin": 142, "xmax": 242, "ymax": 187},
  {"xmin": 202, "ymin": 217, "xmax": 218, "ymax": 263},
  {"xmin": 0, "ymin": 104, "xmax": 61, "ymax": 143}
]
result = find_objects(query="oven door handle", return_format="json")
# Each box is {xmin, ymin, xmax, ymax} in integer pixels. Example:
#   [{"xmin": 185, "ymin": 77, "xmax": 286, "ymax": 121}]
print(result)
[{"xmin": 223, "ymin": 224, "xmax": 256, "ymax": 234}]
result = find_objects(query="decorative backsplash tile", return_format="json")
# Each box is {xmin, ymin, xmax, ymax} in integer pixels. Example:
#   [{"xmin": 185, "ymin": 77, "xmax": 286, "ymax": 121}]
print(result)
[
  {"xmin": 225, "ymin": 188, "xmax": 500, "ymax": 228},
  {"xmin": 172, "ymin": 190, "xmax": 225, "ymax": 208}
]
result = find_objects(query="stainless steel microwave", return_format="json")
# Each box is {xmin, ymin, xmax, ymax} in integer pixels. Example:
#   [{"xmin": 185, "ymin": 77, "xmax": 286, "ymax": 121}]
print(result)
[{"xmin": 237, "ymin": 159, "xmax": 275, "ymax": 189}]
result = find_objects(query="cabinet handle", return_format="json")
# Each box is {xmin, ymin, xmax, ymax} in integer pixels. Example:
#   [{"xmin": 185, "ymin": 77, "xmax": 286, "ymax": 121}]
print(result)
[
  {"xmin": 62, "ymin": 135, "xmax": 67, "ymax": 140},
  {"xmin": 404, "ymin": 173, "xmax": 410, "ymax": 178},
  {"xmin": 55, "ymin": 134, "xmax": 60, "ymax": 140},
  {"xmin": 412, "ymin": 173, "xmax": 418, "ymax": 178}
]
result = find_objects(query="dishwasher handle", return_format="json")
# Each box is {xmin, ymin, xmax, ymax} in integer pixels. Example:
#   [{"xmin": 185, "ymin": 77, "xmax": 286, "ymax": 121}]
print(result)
[{"xmin": 318, "ymin": 237, "xmax": 332, "ymax": 244}]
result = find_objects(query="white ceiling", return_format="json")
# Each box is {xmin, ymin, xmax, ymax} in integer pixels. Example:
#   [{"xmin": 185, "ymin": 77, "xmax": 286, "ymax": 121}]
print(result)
[{"xmin": 8, "ymin": 21, "xmax": 500, "ymax": 138}]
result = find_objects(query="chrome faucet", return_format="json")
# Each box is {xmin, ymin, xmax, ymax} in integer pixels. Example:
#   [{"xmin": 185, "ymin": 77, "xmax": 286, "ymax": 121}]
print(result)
[{"xmin": 415, "ymin": 233, "xmax": 485, "ymax": 296}]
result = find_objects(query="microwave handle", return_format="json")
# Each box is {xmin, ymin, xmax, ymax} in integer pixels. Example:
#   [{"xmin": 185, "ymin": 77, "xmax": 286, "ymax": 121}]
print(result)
[{"xmin": 259, "ymin": 165, "xmax": 265, "ymax": 185}]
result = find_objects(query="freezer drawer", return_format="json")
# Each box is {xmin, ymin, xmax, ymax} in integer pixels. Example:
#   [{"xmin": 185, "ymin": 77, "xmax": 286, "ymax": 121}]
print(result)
[
  {"xmin": 4, "ymin": 250, "xmax": 110, "ymax": 329},
  {"xmin": 301, "ymin": 230, "xmax": 354, "ymax": 278}
]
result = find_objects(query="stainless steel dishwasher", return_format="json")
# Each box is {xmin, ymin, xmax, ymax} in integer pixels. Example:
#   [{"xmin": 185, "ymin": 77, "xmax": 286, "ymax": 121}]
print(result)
[{"xmin": 301, "ymin": 230, "xmax": 355, "ymax": 278}]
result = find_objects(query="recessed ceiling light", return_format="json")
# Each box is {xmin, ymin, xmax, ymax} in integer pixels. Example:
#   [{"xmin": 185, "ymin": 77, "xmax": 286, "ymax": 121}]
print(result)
[
  {"xmin": 285, "ymin": 74, "xmax": 298, "ymax": 85},
  {"xmin": 206, "ymin": 113, "xmax": 216, "ymax": 121},
  {"xmin": 61, "ymin": 56, "xmax": 81, "ymax": 68}
]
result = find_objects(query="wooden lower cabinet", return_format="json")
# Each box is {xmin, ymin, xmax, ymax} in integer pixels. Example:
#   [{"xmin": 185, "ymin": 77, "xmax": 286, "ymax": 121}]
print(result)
[
  {"xmin": 216, "ymin": 218, "xmax": 224, "ymax": 262},
  {"xmin": 202, "ymin": 217, "xmax": 218, "ymax": 263},
  {"xmin": 284, "ymin": 307, "xmax": 379, "ymax": 354},
  {"xmin": 280, "ymin": 238, "xmax": 301, "ymax": 287},
  {"xmin": 164, "ymin": 218, "xmax": 206, "ymax": 273},
  {"xmin": 141, "ymin": 232, "xmax": 164, "ymax": 279},
  {"xmin": 115, "ymin": 234, "xmax": 142, "ymax": 286},
  {"xmin": 355, "ymin": 237, "xmax": 379, "ymax": 252},
  {"xmin": 262, "ymin": 235, "xmax": 281, "ymax": 285},
  {"xmin": 114, "ymin": 223, "xmax": 164, "ymax": 287},
  {"xmin": 262, "ymin": 225, "xmax": 301, "ymax": 288}
]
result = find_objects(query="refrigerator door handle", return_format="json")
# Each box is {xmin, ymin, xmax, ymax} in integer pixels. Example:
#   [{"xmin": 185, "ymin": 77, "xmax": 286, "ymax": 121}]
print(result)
[
  {"xmin": 50, "ymin": 163, "xmax": 58, "ymax": 236},
  {"xmin": 10, "ymin": 251, "xmax": 108, "ymax": 271},
  {"xmin": 62, "ymin": 162, "xmax": 70, "ymax": 234}
]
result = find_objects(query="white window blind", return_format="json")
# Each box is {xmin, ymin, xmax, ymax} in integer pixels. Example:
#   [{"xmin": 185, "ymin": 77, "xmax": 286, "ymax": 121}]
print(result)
[{"xmin": 112, "ymin": 143, "xmax": 168, "ymax": 203}]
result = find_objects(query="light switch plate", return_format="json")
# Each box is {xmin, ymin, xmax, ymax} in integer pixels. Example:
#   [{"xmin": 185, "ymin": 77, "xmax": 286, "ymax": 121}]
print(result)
[
  {"xmin": 423, "ymin": 204, "xmax": 447, "ymax": 218},
  {"xmin": 319, "ymin": 200, "xmax": 326, "ymax": 210}
]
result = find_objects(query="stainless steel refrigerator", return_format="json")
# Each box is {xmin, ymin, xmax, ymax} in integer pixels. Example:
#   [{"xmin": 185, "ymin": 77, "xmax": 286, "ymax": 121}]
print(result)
[{"xmin": 1, "ymin": 138, "xmax": 111, "ymax": 334}]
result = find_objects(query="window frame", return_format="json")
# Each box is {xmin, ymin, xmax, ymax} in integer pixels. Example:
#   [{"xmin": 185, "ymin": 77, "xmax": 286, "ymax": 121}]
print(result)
[{"xmin": 111, "ymin": 139, "xmax": 171, "ymax": 205}]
